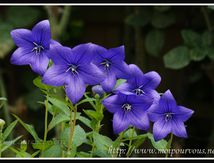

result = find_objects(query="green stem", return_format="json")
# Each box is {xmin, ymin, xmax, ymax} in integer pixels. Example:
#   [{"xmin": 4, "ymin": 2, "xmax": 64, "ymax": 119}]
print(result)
[
  {"xmin": 0, "ymin": 127, "xmax": 3, "ymax": 157},
  {"xmin": 58, "ymin": 6, "xmax": 71, "ymax": 37},
  {"xmin": 165, "ymin": 133, "xmax": 173, "ymax": 158},
  {"xmin": 201, "ymin": 7, "xmax": 212, "ymax": 32},
  {"xmin": 126, "ymin": 127, "xmax": 135, "ymax": 157},
  {"xmin": 112, "ymin": 131, "xmax": 125, "ymax": 158},
  {"xmin": 67, "ymin": 104, "xmax": 77, "ymax": 155},
  {"xmin": 43, "ymin": 99, "xmax": 49, "ymax": 144},
  {"xmin": 0, "ymin": 73, "xmax": 12, "ymax": 139}
]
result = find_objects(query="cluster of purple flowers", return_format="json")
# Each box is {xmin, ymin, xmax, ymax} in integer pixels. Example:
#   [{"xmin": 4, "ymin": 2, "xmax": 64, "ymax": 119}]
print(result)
[{"xmin": 10, "ymin": 20, "xmax": 194, "ymax": 141}]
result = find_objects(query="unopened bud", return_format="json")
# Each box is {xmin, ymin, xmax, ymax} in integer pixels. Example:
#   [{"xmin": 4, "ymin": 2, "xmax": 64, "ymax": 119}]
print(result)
[
  {"xmin": 92, "ymin": 85, "xmax": 105, "ymax": 98},
  {"xmin": 20, "ymin": 140, "xmax": 27, "ymax": 151},
  {"xmin": 0, "ymin": 119, "xmax": 5, "ymax": 129}
]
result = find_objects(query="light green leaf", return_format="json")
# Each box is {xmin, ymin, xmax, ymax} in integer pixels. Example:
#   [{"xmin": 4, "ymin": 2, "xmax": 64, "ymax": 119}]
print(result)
[
  {"xmin": 163, "ymin": 46, "xmax": 190, "ymax": 69},
  {"xmin": 145, "ymin": 29, "xmax": 165, "ymax": 57},
  {"xmin": 76, "ymin": 151, "xmax": 91, "ymax": 158},
  {"xmin": 13, "ymin": 114, "xmax": 41, "ymax": 142},
  {"xmin": 83, "ymin": 110, "xmax": 103, "ymax": 121},
  {"xmin": 123, "ymin": 128, "xmax": 137, "ymax": 139},
  {"xmin": 78, "ymin": 116, "xmax": 92, "ymax": 129},
  {"xmin": 77, "ymin": 97, "xmax": 96, "ymax": 106},
  {"xmin": 151, "ymin": 12, "xmax": 175, "ymax": 28},
  {"xmin": 32, "ymin": 140, "xmax": 53, "ymax": 150},
  {"xmin": 48, "ymin": 114, "xmax": 70, "ymax": 131},
  {"xmin": 1, "ymin": 136, "xmax": 22, "ymax": 153},
  {"xmin": 181, "ymin": 30, "xmax": 201, "ymax": 48},
  {"xmin": 190, "ymin": 48, "xmax": 206, "ymax": 61},
  {"xmin": 115, "ymin": 79, "xmax": 126, "ymax": 88},
  {"xmin": 60, "ymin": 125, "xmax": 87, "ymax": 147},
  {"xmin": 93, "ymin": 132, "xmax": 113, "ymax": 157},
  {"xmin": 33, "ymin": 77, "xmax": 51, "ymax": 91},
  {"xmin": 47, "ymin": 97, "xmax": 70, "ymax": 115},
  {"xmin": 3, "ymin": 120, "xmax": 18, "ymax": 141},
  {"xmin": 42, "ymin": 144, "xmax": 62, "ymax": 157},
  {"xmin": 0, "ymin": 97, "xmax": 7, "ymax": 101},
  {"xmin": 147, "ymin": 133, "xmax": 167, "ymax": 151},
  {"xmin": 16, "ymin": 151, "xmax": 32, "ymax": 158}
]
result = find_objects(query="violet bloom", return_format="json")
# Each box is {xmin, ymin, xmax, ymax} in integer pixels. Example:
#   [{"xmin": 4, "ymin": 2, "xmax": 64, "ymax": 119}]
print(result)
[
  {"xmin": 102, "ymin": 92, "xmax": 153, "ymax": 134},
  {"xmin": 148, "ymin": 90, "xmax": 194, "ymax": 141},
  {"xmin": 10, "ymin": 20, "xmax": 60, "ymax": 75},
  {"xmin": 92, "ymin": 45, "xmax": 130, "ymax": 93},
  {"xmin": 115, "ymin": 64, "xmax": 161, "ymax": 102},
  {"xmin": 42, "ymin": 43, "xmax": 105, "ymax": 104},
  {"xmin": 92, "ymin": 85, "xmax": 105, "ymax": 97}
]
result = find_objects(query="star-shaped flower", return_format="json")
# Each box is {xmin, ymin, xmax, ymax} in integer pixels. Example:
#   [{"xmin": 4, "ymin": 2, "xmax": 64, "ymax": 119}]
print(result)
[
  {"xmin": 102, "ymin": 92, "xmax": 153, "ymax": 134},
  {"xmin": 10, "ymin": 20, "xmax": 60, "ymax": 75},
  {"xmin": 92, "ymin": 45, "xmax": 130, "ymax": 92},
  {"xmin": 42, "ymin": 43, "xmax": 105, "ymax": 104},
  {"xmin": 148, "ymin": 90, "xmax": 194, "ymax": 141}
]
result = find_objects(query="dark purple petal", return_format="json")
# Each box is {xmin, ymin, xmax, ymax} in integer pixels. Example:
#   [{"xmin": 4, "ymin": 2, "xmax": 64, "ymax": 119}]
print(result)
[
  {"xmin": 159, "ymin": 90, "xmax": 177, "ymax": 113},
  {"xmin": 10, "ymin": 47, "xmax": 34, "ymax": 65},
  {"xmin": 30, "ymin": 53, "xmax": 49, "ymax": 76},
  {"xmin": 113, "ymin": 111, "xmax": 130, "ymax": 134},
  {"xmin": 10, "ymin": 29, "xmax": 34, "ymax": 48},
  {"xmin": 72, "ymin": 43, "xmax": 106, "ymax": 64},
  {"xmin": 128, "ymin": 110, "xmax": 150, "ymax": 131},
  {"xmin": 175, "ymin": 106, "xmax": 194, "ymax": 122},
  {"xmin": 106, "ymin": 45, "xmax": 125, "ymax": 61},
  {"xmin": 101, "ymin": 72, "xmax": 117, "ymax": 93},
  {"xmin": 102, "ymin": 95, "xmax": 122, "ymax": 113},
  {"xmin": 32, "ymin": 20, "xmax": 51, "ymax": 49},
  {"xmin": 111, "ymin": 61, "xmax": 131, "ymax": 79},
  {"xmin": 79, "ymin": 63, "xmax": 105, "ymax": 85},
  {"xmin": 171, "ymin": 119, "xmax": 187, "ymax": 138},
  {"xmin": 153, "ymin": 118, "xmax": 172, "ymax": 141},
  {"xmin": 65, "ymin": 76, "xmax": 86, "ymax": 104},
  {"xmin": 49, "ymin": 46, "xmax": 73, "ymax": 65},
  {"xmin": 148, "ymin": 104, "xmax": 163, "ymax": 122},
  {"xmin": 143, "ymin": 71, "xmax": 161, "ymax": 90},
  {"xmin": 42, "ymin": 65, "xmax": 69, "ymax": 86}
]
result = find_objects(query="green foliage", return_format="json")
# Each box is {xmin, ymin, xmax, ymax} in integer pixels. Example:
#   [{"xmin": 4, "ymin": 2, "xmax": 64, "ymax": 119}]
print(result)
[
  {"xmin": 147, "ymin": 133, "xmax": 168, "ymax": 151},
  {"xmin": 3, "ymin": 120, "xmax": 18, "ymax": 141}
]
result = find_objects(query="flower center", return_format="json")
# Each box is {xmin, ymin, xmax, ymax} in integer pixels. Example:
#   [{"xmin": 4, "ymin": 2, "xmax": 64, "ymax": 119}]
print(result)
[
  {"xmin": 133, "ymin": 88, "xmax": 145, "ymax": 95},
  {"xmin": 32, "ymin": 42, "xmax": 44, "ymax": 55},
  {"xmin": 66, "ymin": 64, "xmax": 78, "ymax": 75},
  {"xmin": 122, "ymin": 103, "xmax": 132, "ymax": 112},
  {"xmin": 100, "ymin": 59, "xmax": 111, "ymax": 70},
  {"xmin": 164, "ymin": 113, "xmax": 174, "ymax": 122}
]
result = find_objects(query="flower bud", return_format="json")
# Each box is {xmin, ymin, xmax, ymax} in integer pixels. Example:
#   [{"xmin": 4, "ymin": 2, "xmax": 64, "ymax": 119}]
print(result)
[
  {"xmin": 92, "ymin": 85, "xmax": 105, "ymax": 98},
  {"xmin": 0, "ymin": 119, "xmax": 5, "ymax": 129},
  {"xmin": 20, "ymin": 140, "xmax": 27, "ymax": 151}
]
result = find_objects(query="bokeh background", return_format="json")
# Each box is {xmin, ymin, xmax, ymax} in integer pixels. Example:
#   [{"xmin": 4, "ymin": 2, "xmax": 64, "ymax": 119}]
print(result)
[{"xmin": 0, "ymin": 6, "xmax": 213, "ymax": 157}]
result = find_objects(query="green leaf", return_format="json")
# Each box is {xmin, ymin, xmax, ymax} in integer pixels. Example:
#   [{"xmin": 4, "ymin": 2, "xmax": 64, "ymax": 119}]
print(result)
[
  {"xmin": 60, "ymin": 125, "xmax": 87, "ymax": 147},
  {"xmin": 205, "ymin": 47, "xmax": 214, "ymax": 60},
  {"xmin": 47, "ymin": 96, "xmax": 70, "ymax": 115},
  {"xmin": 32, "ymin": 140, "xmax": 53, "ymax": 150},
  {"xmin": 83, "ymin": 110, "xmax": 103, "ymax": 121},
  {"xmin": 42, "ymin": 144, "xmax": 62, "ymax": 157},
  {"xmin": 132, "ymin": 134, "xmax": 147, "ymax": 148},
  {"xmin": 13, "ymin": 114, "xmax": 41, "ymax": 142},
  {"xmin": 123, "ymin": 128, "xmax": 137, "ymax": 139},
  {"xmin": 190, "ymin": 48, "xmax": 206, "ymax": 61},
  {"xmin": 1, "ymin": 136, "xmax": 22, "ymax": 153},
  {"xmin": 16, "ymin": 151, "xmax": 32, "ymax": 158},
  {"xmin": 93, "ymin": 132, "xmax": 113, "ymax": 157},
  {"xmin": 202, "ymin": 31, "xmax": 213, "ymax": 47},
  {"xmin": 77, "ymin": 97, "xmax": 96, "ymax": 106},
  {"xmin": 48, "ymin": 113, "xmax": 70, "ymax": 131},
  {"xmin": 151, "ymin": 12, "xmax": 175, "ymax": 28},
  {"xmin": 0, "ymin": 97, "xmax": 7, "ymax": 101},
  {"xmin": 33, "ymin": 77, "xmax": 51, "ymax": 91},
  {"xmin": 115, "ymin": 79, "xmax": 126, "ymax": 88},
  {"xmin": 147, "ymin": 133, "xmax": 167, "ymax": 151},
  {"xmin": 163, "ymin": 46, "xmax": 190, "ymax": 69},
  {"xmin": 76, "ymin": 151, "xmax": 91, "ymax": 158},
  {"xmin": 78, "ymin": 116, "xmax": 92, "ymax": 129},
  {"xmin": 145, "ymin": 29, "xmax": 165, "ymax": 57},
  {"xmin": 3, "ymin": 120, "xmax": 18, "ymax": 141},
  {"xmin": 208, "ymin": 6, "xmax": 214, "ymax": 10},
  {"xmin": 181, "ymin": 30, "xmax": 201, "ymax": 48}
]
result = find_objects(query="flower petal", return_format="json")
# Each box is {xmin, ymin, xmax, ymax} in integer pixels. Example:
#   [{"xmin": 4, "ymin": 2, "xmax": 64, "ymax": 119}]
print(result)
[
  {"xmin": 102, "ymin": 95, "xmax": 122, "ymax": 113},
  {"xmin": 79, "ymin": 63, "xmax": 105, "ymax": 85},
  {"xmin": 30, "ymin": 53, "xmax": 49, "ymax": 76},
  {"xmin": 65, "ymin": 76, "xmax": 86, "ymax": 104},
  {"xmin": 153, "ymin": 118, "xmax": 172, "ymax": 141},
  {"xmin": 10, "ymin": 29, "xmax": 34, "ymax": 48},
  {"xmin": 175, "ymin": 106, "xmax": 194, "ymax": 122},
  {"xmin": 10, "ymin": 47, "xmax": 34, "ymax": 65},
  {"xmin": 101, "ymin": 72, "xmax": 117, "ymax": 93},
  {"xmin": 148, "ymin": 103, "xmax": 163, "ymax": 122},
  {"xmin": 159, "ymin": 90, "xmax": 177, "ymax": 113},
  {"xmin": 42, "ymin": 65, "xmax": 69, "ymax": 86},
  {"xmin": 142, "ymin": 71, "xmax": 161, "ymax": 90},
  {"xmin": 114, "ymin": 82, "xmax": 131, "ymax": 94},
  {"xmin": 113, "ymin": 111, "xmax": 130, "ymax": 134},
  {"xmin": 111, "ymin": 61, "xmax": 131, "ymax": 79},
  {"xmin": 32, "ymin": 20, "xmax": 51, "ymax": 49},
  {"xmin": 171, "ymin": 119, "xmax": 187, "ymax": 138},
  {"xmin": 106, "ymin": 45, "xmax": 125, "ymax": 61}
]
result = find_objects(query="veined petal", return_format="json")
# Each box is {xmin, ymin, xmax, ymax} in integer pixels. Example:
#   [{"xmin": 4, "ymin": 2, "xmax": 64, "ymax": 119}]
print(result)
[
  {"xmin": 175, "ymin": 106, "xmax": 194, "ymax": 122},
  {"xmin": 114, "ymin": 82, "xmax": 132, "ymax": 94},
  {"xmin": 10, "ymin": 29, "xmax": 34, "ymax": 48},
  {"xmin": 102, "ymin": 95, "xmax": 122, "ymax": 113},
  {"xmin": 79, "ymin": 63, "xmax": 105, "ymax": 85},
  {"xmin": 142, "ymin": 71, "xmax": 161, "ymax": 90},
  {"xmin": 171, "ymin": 119, "xmax": 187, "ymax": 138},
  {"xmin": 42, "ymin": 65, "xmax": 69, "ymax": 86},
  {"xmin": 113, "ymin": 111, "xmax": 130, "ymax": 134},
  {"xmin": 148, "ymin": 104, "xmax": 163, "ymax": 122},
  {"xmin": 65, "ymin": 76, "xmax": 86, "ymax": 104},
  {"xmin": 32, "ymin": 20, "xmax": 51, "ymax": 49},
  {"xmin": 153, "ymin": 118, "xmax": 172, "ymax": 141},
  {"xmin": 159, "ymin": 90, "xmax": 177, "ymax": 113},
  {"xmin": 112, "ymin": 61, "xmax": 131, "ymax": 79},
  {"xmin": 107, "ymin": 45, "xmax": 125, "ymax": 61},
  {"xmin": 101, "ymin": 72, "xmax": 117, "ymax": 93},
  {"xmin": 129, "ymin": 64, "xmax": 144, "ymax": 76},
  {"xmin": 10, "ymin": 47, "xmax": 34, "ymax": 65},
  {"xmin": 30, "ymin": 53, "xmax": 49, "ymax": 76}
]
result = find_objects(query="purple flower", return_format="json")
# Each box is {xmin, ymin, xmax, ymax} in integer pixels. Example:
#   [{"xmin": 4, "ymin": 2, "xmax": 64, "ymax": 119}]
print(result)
[
  {"xmin": 102, "ymin": 92, "xmax": 153, "ymax": 134},
  {"xmin": 92, "ymin": 45, "xmax": 130, "ymax": 93},
  {"xmin": 115, "ymin": 64, "xmax": 161, "ymax": 103},
  {"xmin": 42, "ymin": 43, "xmax": 105, "ymax": 104},
  {"xmin": 148, "ymin": 90, "xmax": 194, "ymax": 141},
  {"xmin": 92, "ymin": 85, "xmax": 105, "ymax": 97},
  {"xmin": 10, "ymin": 20, "xmax": 60, "ymax": 75}
]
